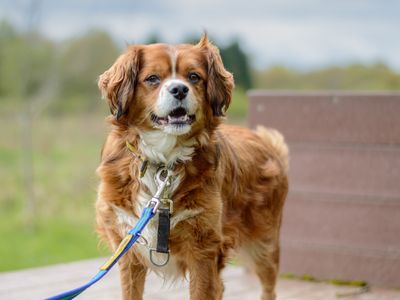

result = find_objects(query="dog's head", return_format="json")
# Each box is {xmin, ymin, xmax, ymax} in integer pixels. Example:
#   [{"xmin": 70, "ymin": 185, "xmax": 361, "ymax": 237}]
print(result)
[{"xmin": 98, "ymin": 35, "xmax": 234, "ymax": 136}]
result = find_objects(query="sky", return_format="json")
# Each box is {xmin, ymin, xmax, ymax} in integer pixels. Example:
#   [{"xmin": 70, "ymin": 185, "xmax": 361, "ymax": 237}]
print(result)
[{"xmin": 1, "ymin": 0, "xmax": 399, "ymax": 70}]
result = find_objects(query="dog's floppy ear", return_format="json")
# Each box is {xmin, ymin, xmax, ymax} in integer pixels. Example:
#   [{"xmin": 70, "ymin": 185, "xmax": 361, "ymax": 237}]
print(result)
[
  {"xmin": 98, "ymin": 46, "xmax": 140, "ymax": 119},
  {"xmin": 198, "ymin": 34, "xmax": 234, "ymax": 117}
]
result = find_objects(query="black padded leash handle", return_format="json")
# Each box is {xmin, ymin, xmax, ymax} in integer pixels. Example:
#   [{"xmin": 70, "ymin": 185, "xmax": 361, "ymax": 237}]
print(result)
[{"xmin": 156, "ymin": 208, "xmax": 171, "ymax": 253}]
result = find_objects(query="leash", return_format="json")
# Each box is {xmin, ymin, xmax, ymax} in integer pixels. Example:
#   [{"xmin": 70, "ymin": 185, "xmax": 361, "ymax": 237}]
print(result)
[{"xmin": 46, "ymin": 168, "xmax": 172, "ymax": 300}]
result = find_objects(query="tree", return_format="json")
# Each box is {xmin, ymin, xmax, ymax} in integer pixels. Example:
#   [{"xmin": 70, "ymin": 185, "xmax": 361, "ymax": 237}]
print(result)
[
  {"xmin": 0, "ymin": 21, "xmax": 18, "ymax": 96},
  {"xmin": 220, "ymin": 40, "xmax": 252, "ymax": 90},
  {"xmin": 144, "ymin": 32, "xmax": 162, "ymax": 44},
  {"xmin": 254, "ymin": 63, "xmax": 400, "ymax": 90},
  {"xmin": 56, "ymin": 30, "xmax": 120, "ymax": 112}
]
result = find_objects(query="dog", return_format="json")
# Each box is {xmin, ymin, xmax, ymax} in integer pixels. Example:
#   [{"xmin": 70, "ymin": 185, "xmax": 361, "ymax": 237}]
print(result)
[{"xmin": 95, "ymin": 34, "xmax": 288, "ymax": 300}]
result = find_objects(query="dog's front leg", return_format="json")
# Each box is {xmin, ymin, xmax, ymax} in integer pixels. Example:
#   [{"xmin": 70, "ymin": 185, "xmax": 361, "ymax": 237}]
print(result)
[
  {"xmin": 118, "ymin": 252, "xmax": 147, "ymax": 300},
  {"xmin": 189, "ymin": 257, "xmax": 223, "ymax": 300}
]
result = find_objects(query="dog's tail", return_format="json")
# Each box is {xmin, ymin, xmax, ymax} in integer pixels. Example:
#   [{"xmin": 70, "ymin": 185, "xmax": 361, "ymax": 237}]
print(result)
[{"xmin": 255, "ymin": 126, "xmax": 289, "ymax": 173}]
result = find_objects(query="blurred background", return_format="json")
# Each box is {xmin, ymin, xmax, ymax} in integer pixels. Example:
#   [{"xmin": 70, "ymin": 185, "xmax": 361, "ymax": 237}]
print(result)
[{"xmin": 0, "ymin": 0, "xmax": 399, "ymax": 273}]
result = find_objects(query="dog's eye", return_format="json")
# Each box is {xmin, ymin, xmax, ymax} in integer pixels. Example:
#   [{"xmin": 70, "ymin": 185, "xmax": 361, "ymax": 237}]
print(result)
[
  {"xmin": 145, "ymin": 75, "xmax": 161, "ymax": 85},
  {"xmin": 188, "ymin": 72, "xmax": 201, "ymax": 83}
]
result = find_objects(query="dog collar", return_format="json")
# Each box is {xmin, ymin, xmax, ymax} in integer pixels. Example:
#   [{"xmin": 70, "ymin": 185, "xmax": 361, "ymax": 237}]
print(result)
[{"xmin": 126, "ymin": 140, "xmax": 150, "ymax": 177}]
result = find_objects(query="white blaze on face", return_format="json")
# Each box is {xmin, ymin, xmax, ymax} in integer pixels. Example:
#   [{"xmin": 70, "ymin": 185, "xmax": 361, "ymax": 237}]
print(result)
[
  {"xmin": 153, "ymin": 47, "xmax": 198, "ymax": 136},
  {"xmin": 169, "ymin": 46, "xmax": 177, "ymax": 79}
]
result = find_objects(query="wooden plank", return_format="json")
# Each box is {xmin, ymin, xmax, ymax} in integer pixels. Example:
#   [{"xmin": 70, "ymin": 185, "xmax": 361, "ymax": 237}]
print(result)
[
  {"xmin": 288, "ymin": 144, "xmax": 400, "ymax": 198},
  {"xmin": 281, "ymin": 238, "xmax": 400, "ymax": 288},
  {"xmin": 248, "ymin": 91, "xmax": 400, "ymax": 145},
  {"xmin": 280, "ymin": 192, "xmax": 400, "ymax": 287},
  {"xmin": 282, "ymin": 192, "xmax": 400, "ymax": 250}
]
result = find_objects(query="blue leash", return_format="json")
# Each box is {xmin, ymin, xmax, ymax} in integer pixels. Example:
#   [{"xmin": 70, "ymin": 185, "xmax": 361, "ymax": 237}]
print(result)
[{"xmin": 46, "ymin": 207, "xmax": 156, "ymax": 300}]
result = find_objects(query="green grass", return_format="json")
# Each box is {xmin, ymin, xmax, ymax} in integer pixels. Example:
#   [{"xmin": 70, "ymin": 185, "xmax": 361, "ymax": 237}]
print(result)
[
  {"xmin": 0, "ymin": 215, "xmax": 104, "ymax": 271},
  {"xmin": 280, "ymin": 273, "xmax": 368, "ymax": 287},
  {"xmin": 0, "ymin": 113, "xmax": 110, "ymax": 271}
]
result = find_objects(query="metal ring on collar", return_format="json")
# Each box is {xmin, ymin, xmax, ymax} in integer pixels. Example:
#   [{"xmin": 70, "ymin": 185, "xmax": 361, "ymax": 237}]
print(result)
[
  {"xmin": 160, "ymin": 198, "xmax": 173, "ymax": 214},
  {"xmin": 136, "ymin": 233, "xmax": 148, "ymax": 246}
]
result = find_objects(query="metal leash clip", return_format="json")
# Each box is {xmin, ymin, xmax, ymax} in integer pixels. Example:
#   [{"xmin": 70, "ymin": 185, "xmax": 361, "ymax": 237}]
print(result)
[{"xmin": 145, "ymin": 167, "xmax": 172, "ymax": 213}]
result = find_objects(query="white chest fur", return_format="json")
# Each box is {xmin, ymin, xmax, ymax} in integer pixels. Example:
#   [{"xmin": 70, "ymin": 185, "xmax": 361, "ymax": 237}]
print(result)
[
  {"xmin": 113, "ymin": 130, "xmax": 202, "ymax": 279},
  {"xmin": 139, "ymin": 130, "xmax": 195, "ymax": 167}
]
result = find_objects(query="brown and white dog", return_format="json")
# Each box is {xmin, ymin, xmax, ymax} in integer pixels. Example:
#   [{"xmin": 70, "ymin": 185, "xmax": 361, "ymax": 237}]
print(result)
[{"xmin": 95, "ymin": 35, "xmax": 289, "ymax": 300}]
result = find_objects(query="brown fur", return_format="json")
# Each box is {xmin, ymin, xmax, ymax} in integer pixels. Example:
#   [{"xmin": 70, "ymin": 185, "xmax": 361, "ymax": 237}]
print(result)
[{"xmin": 95, "ymin": 35, "xmax": 288, "ymax": 300}]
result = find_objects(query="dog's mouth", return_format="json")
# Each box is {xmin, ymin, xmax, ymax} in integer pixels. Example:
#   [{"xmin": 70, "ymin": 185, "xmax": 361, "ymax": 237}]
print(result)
[{"xmin": 151, "ymin": 107, "xmax": 195, "ymax": 127}]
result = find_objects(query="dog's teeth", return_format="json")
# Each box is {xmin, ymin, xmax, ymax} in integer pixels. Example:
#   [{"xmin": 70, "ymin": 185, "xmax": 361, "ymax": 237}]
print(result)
[{"xmin": 166, "ymin": 113, "xmax": 190, "ymax": 124}]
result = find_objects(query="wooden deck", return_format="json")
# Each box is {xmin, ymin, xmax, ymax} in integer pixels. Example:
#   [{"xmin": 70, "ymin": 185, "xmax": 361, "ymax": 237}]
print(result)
[{"xmin": 1, "ymin": 258, "xmax": 399, "ymax": 299}]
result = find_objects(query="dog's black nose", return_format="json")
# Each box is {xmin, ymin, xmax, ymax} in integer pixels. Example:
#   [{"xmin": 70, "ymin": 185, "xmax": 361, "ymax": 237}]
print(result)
[{"xmin": 168, "ymin": 83, "xmax": 189, "ymax": 100}]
